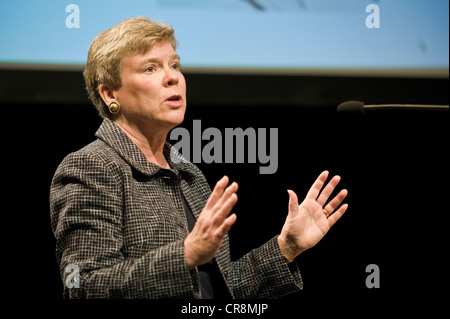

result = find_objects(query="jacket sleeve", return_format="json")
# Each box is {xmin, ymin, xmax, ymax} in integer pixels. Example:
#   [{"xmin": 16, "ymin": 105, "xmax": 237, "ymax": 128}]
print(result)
[
  {"xmin": 230, "ymin": 236, "xmax": 303, "ymax": 299},
  {"xmin": 50, "ymin": 150, "xmax": 200, "ymax": 299}
]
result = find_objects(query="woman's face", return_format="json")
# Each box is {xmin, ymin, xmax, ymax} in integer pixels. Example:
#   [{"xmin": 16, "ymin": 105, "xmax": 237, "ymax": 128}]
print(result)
[{"xmin": 114, "ymin": 40, "xmax": 186, "ymax": 131}]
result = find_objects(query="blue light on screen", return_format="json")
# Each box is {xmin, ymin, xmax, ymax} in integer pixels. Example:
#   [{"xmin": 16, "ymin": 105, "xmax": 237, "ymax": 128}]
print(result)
[{"xmin": 0, "ymin": 0, "xmax": 448, "ymax": 76}]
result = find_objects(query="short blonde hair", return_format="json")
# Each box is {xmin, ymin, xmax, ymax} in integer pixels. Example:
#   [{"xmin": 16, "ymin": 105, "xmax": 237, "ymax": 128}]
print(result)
[{"xmin": 84, "ymin": 17, "xmax": 177, "ymax": 119}]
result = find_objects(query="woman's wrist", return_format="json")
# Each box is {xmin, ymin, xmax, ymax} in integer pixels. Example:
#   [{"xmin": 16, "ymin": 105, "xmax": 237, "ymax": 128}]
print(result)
[{"xmin": 277, "ymin": 235, "xmax": 299, "ymax": 263}]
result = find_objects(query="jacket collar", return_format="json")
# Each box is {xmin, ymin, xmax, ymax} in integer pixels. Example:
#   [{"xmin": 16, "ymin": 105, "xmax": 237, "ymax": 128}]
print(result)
[{"xmin": 95, "ymin": 118, "xmax": 196, "ymax": 178}]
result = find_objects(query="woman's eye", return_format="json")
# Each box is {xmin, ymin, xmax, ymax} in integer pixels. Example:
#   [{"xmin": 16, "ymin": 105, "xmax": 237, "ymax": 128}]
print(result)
[
  {"xmin": 172, "ymin": 63, "xmax": 180, "ymax": 70},
  {"xmin": 145, "ymin": 66, "xmax": 156, "ymax": 73}
]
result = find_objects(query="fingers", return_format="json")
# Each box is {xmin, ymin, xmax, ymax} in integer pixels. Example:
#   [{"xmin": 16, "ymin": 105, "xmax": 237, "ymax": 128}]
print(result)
[
  {"xmin": 324, "ymin": 189, "xmax": 348, "ymax": 214},
  {"xmin": 305, "ymin": 171, "xmax": 329, "ymax": 200},
  {"xmin": 305, "ymin": 170, "xmax": 349, "ymax": 223},
  {"xmin": 215, "ymin": 181, "xmax": 238, "ymax": 211},
  {"xmin": 203, "ymin": 176, "xmax": 239, "ymax": 226},
  {"xmin": 205, "ymin": 176, "xmax": 239, "ymax": 211},
  {"xmin": 287, "ymin": 189, "xmax": 299, "ymax": 214},
  {"xmin": 204, "ymin": 176, "xmax": 229, "ymax": 210},
  {"xmin": 327, "ymin": 203, "xmax": 349, "ymax": 227},
  {"xmin": 316, "ymin": 175, "xmax": 341, "ymax": 207},
  {"xmin": 323, "ymin": 188, "xmax": 348, "ymax": 224},
  {"xmin": 306, "ymin": 171, "xmax": 345, "ymax": 205},
  {"xmin": 215, "ymin": 213, "xmax": 237, "ymax": 237},
  {"xmin": 214, "ymin": 190, "xmax": 238, "ymax": 225}
]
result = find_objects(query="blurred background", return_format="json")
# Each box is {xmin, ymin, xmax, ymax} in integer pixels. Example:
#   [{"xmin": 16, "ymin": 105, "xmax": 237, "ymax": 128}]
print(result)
[{"xmin": 1, "ymin": 0, "xmax": 448, "ymax": 313}]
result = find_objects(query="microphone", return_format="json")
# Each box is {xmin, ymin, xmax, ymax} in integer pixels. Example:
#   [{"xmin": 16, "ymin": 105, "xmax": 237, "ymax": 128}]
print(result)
[{"xmin": 337, "ymin": 100, "xmax": 449, "ymax": 113}]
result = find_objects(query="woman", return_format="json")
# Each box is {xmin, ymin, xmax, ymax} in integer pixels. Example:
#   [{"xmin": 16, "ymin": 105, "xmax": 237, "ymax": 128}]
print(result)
[{"xmin": 50, "ymin": 17, "xmax": 348, "ymax": 299}]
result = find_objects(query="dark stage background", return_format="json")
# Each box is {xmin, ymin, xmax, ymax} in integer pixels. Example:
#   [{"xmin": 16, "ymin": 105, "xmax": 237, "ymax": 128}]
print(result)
[{"xmin": 2, "ymin": 70, "xmax": 448, "ymax": 314}]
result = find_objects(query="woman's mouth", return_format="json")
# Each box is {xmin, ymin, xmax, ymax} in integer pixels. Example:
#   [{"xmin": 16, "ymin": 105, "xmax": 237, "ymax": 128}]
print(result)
[{"xmin": 164, "ymin": 95, "xmax": 183, "ymax": 107}]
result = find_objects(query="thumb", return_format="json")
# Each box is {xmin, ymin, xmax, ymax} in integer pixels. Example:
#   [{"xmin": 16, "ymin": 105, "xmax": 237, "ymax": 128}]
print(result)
[{"xmin": 287, "ymin": 189, "xmax": 299, "ymax": 214}]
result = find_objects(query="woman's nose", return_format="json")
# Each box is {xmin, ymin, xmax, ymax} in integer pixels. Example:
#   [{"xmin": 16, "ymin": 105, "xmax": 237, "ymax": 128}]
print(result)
[{"xmin": 163, "ymin": 67, "xmax": 179, "ymax": 87}]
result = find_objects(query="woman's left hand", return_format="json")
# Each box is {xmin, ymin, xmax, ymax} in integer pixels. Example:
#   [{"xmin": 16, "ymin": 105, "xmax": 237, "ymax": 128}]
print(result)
[{"xmin": 277, "ymin": 171, "xmax": 349, "ymax": 262}]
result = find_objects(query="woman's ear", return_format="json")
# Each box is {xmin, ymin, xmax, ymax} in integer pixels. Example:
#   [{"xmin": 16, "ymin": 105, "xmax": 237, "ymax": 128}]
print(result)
[{"xmin": 98, "ymin": 83, "xmax": 118, "ymax": 106}]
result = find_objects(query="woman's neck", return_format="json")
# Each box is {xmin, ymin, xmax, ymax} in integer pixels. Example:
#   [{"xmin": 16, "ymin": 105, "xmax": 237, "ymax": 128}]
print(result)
[{"xmin": 115, "ymin": 120, "xmax": 171, "ymax": 169}]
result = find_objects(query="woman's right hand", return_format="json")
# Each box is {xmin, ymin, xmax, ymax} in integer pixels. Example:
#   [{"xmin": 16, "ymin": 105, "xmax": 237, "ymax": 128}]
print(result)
[{"xmin": 184, "ymin": 176, "xmax": 238, "ymax": 270}]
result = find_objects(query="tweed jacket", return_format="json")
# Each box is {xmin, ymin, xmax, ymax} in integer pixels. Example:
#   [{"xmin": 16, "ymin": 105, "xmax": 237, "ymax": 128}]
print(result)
[{"xmin": 50, "ymin": 118, "xmax": 303, "ymax": 299}]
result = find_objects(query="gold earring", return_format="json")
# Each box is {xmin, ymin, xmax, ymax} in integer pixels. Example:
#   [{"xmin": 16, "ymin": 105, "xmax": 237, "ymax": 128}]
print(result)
[{"xmin": 108, "ymin": 102, "xmax": 120, "ymax": 114}]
